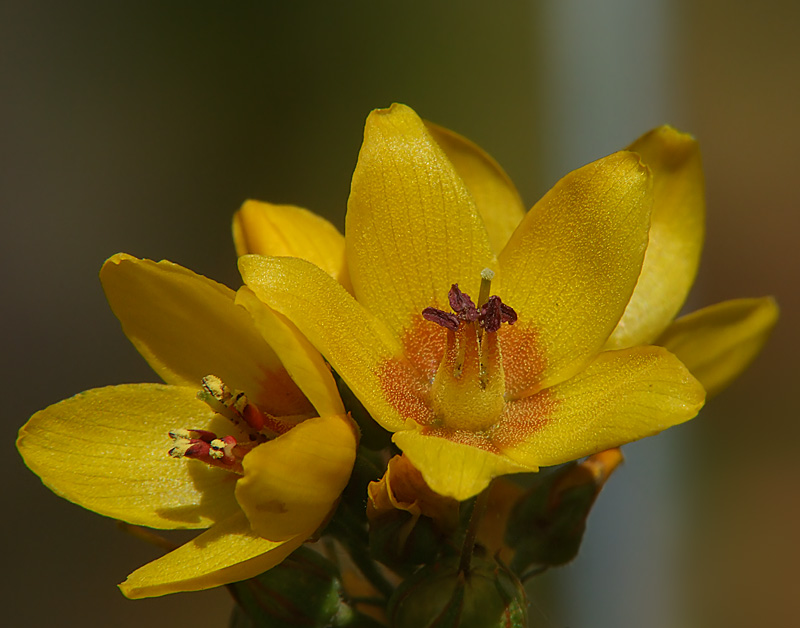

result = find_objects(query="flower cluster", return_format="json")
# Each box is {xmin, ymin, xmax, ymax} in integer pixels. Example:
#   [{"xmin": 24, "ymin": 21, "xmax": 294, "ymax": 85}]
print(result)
[{"xmin": 18, "ymin": 104, "xmax": 777, "ymax": 624}]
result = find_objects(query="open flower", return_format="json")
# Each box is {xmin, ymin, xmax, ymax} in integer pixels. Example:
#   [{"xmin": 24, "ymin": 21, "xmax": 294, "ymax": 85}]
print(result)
[
  {"xmin": 17, "ymin": 254, "xmax": 357, "ymax": 598},
  {"xmin": 238, "ymin": 103, "xmax": 776, "ymax": 501}
]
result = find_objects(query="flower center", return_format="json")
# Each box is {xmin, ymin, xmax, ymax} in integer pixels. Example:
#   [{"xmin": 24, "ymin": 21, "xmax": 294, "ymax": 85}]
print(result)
[
  {"xmin": 421, "ymin": 269, "xmax": 517, "ymax": 432},
  {"xmin": 168, "ymin": 375, "xmax": 295, "ymax": 474}
]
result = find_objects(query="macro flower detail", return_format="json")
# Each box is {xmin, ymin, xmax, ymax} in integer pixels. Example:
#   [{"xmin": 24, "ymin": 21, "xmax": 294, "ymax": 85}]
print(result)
[
  {"xmin": 15, "ymin": 98, "xmax": 780, "ymax": 626},
  {"xmin": 17, "ymin": 254, "xmax": 357, "ymax": 598},
  {"xmin": 237, "ymin": 103, "xmax": 748, "ymax": 501}
]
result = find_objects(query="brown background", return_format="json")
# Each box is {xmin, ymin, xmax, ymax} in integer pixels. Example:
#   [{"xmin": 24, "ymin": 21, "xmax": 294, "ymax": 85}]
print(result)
[{"xmin": 2, "ymin": 2, "xmax": 797, "ymax": 626}]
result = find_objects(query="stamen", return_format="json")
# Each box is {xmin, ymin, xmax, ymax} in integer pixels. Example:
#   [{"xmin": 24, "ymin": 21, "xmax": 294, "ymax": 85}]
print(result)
[
  {"xmin": 168, "ymin": 428, "xmax": 216, "ymax": 441},
  {"xmin": 480, "ymin": 296, "xmax": 503, "ymax": 333},
  {"xmin": 422, "ymin": 307, "xmax": 460, "ymax": 331},
  {"xmin": 169, "ymin": 430, "xmax": 247, "ymax": 473},
  {"xmin": 422, "ymin": 271, "xmax": 516, "ymax": 432},
  {"xmin": 449, "ymin": 285, "xmax": 479, "ymax": 321},
  {"xmin": 198, "ymin": 375, "xmax": 241, "ymax": 423},
  {"xmin": 453, "ymin": 328, "xmax": 469, "ymax": 379},
  {"xmin": 421, "ymin": 279, "xmax": 517, "ymax": 335},
  {"xmin": 169, "ymin": 375, "xmax": 301, "ymax": 474},
  {"xmin": 198, "ymin": 375, "xmax": 290, "ymax": 440}
]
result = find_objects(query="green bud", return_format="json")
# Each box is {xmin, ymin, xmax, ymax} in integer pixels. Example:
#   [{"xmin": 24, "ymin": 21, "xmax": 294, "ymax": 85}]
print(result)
[
  {"xmin": 229, "ymin": 545, "xmax": 363, "ymax": 627},
  {"xmin": 505, "ymin": 451, "xmax": 622, "ymax": 574},
  {"xmin": 369, "ymin": 509, "xmax": 443, "ymax": 570},
  {"xmin": 387, "ymin": 553, "xmax": 527, "ymax": 628}
]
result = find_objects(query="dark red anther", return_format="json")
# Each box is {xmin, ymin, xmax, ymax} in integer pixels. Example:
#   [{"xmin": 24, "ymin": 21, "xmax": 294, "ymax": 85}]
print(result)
[
  {"xmin": 480, "ymin": 296, "xmax": 517, "ymax": 332},
  {"xmin": 423, "ymin": 307, "xmax": 460, "ymax": 331},
  {"xmin": 448, "ymin": 284, "xmax": 479, "ymax": 321},
  {"xmin": 499, "ymin": 301, "xmax": 518, "ymax": 324},
  {"xmin": 481, "ymin": 296, "xmax": 503, "ymax": 332},
  {"xmin": 423, "ymin": 286, "xmax": 517, "ymax": 332}
]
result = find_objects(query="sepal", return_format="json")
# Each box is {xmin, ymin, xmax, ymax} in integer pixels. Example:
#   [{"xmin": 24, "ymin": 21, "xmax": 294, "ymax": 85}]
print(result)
[
  {"xmin": 387, "ymin": 552, "xmax": 527, "ymax": 628},
  {"xmin": 367, "ymin": 456, "xmax": 459, "ymax": 570},
  {"xmin": 505, "ymin": 449, "xmax": 623, "ymax": 574},
  {"xmin": 228, "ymin": 546, "xmax": 382, "ymax": 628}
]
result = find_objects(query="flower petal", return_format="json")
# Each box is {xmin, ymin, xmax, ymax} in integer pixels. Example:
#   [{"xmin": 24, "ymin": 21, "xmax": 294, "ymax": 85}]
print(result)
[
  {"xmin": 392, "ymin": 429, "xmax": 534, "ymax": 501},
  {"xmin": 426, "ymin": 121, "xmax": 526, "ymax": 254},
  {"xmin": 501, "ymin": 346, "xmax": 705, "ymax": 467},
  {"xmin": 367, "ymin": 455, "xmax": 459, "ymax": 530},
  {"xmin": 235, "ymin": 287, "xmax": 344, "ymax": 418},
  {"xmin": 101, "ymin": 254, "xmax": 313, "ymax": 417},
  {"xmin": 119, "ymin": 511, "xmax": 304, "ymax": 598},
  {"xmin": 346, "ymin": 103, "xmax": 495, "ymax": 338},
  {"xmin": 497, "ymin": 151, "xmax": 653, "ymax": 393},
  {"xmin": 235, "ymin": 414, "xmax": 358, "ymax": 540},
  {"xmin": 17, "ymin": 384, "xmax": 241, "ymax": 529},
  {"xmin": 239, "ymin": 254, "xmax": 407, "ymax": 432},
  {"xmin": 657, "ymin": 297, "xmax": 778, "ymax": 398},
  {"xmin": 232, "ymin": 200, "xmax": 352, "ymax": 290},
  {"xmin": 606, "ymin": 126, "xmax": 705, "ymax": 349}
]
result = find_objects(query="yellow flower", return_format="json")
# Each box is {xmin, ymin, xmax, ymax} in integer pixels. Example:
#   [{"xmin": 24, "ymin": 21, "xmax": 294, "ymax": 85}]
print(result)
[
  {"xmin": 17, "ymin": 254, "xmax": 357, "ymax": 598},
  {"xmin": 236, "ymin": 104, "xmax": 776, "ymax": 501}
]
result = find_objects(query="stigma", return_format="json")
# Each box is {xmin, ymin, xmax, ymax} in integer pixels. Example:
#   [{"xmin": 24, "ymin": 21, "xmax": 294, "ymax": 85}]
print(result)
[{"xmin": 421, "ymin": 272, "xmax": 517, "ymax": 432}]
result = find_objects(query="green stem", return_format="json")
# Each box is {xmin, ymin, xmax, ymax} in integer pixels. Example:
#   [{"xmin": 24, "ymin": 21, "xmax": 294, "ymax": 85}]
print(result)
[{"xmin": 458, "ymin": 483, "xmax": 492, "ymax": 574}]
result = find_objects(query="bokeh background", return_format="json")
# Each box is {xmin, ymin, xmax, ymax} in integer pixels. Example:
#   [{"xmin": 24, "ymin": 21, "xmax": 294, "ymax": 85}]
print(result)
[{"xmin": 2, "ymin": 1, "xmax": 798, "ymax": 627}]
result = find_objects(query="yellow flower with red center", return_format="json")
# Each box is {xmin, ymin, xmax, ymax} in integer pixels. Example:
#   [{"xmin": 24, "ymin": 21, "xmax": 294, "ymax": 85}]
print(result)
[
  {"xmin": 17, "ymin": 254, "xmax": 357, "ymax": 598},
  {"xmin": 238, "ymin": 103, "xmax": 777, "ymax": 500}
]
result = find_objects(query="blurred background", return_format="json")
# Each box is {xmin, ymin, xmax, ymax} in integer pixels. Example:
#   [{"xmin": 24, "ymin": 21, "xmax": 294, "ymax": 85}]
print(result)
[{"xmin": 2, "ymin": 1, "xmax": 797, "ymax": 626}]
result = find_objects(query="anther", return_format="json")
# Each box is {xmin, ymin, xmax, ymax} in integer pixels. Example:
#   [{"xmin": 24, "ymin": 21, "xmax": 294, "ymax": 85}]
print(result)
[
  {"xmin": 169, "ymin": 430, "xmax": 246, "ymax": 473},
  {"xmin": 421, "ymin": 278, "xmax": 516, "ymax": 335},
  {"xmin": 197, "ymin": 375, "xmax": 275, "ymax": 440},
  {"xmin": 449, "ymin": 285, "xmax": 480, "ymax": 321},
  {"xmin": 422, "ymin": 307, "xmax": 460, "ymax": 331}
]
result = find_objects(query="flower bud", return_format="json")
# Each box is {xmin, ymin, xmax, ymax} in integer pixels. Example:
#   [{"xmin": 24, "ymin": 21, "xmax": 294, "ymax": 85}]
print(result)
[
  {"xmin": 367, "ymin": 455, "xmax": 459, "ymax": 568},
  {"xmin": 229, "ymin": 545, "xmax": 359, "ymax": 627},
  {"xmin": 387, "ymin": 553, "xmax": 527, "ymax": 628},
  {"xmin": 506, "ymin": 449, "xmax": 623, "ymax": 573}
]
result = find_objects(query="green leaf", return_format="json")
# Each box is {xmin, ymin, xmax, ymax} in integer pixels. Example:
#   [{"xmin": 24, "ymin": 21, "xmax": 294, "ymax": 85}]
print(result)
[
  {"xmin": 228, "ymin": 546, "xmax": 356, "ymax": 627},
  {"xmin": 505, "ymin": 462, "xmax": 606, "ymax": 574}
]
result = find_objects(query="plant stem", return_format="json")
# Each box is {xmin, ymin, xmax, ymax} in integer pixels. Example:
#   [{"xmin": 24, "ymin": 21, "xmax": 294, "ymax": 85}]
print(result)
[{"xmin": 458, "ymin": 482, "xmax": 492, "ymax": 574}]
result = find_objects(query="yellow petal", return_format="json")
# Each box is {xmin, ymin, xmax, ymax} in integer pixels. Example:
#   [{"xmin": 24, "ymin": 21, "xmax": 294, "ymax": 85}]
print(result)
[
  {"xmin": 119, "ymin": 511, "xmax": 304, "ymax": 598},
  {"xmin": 367, "ymin": 455, "xmax": 459, "ymax": 530},
  {"xmin": 235, "ymin": 287, "xmax": 344, "ymax": 418},
  {"xmin": 235, "ymin": 414, "xmax": 358, "ymax": 540},
  {"xmin": 657, "ymin": 297, "xmax": 778, "ymax": 398},
  {"xmin": 101, "ymin": 254, "xmax": 313, "ymax": 417},
  {"xmin": 346, "ymin": 103, "xmax": 495, "ymax": 339},
  {"xmin": 392, "ymin": 429, "xmax": 534, "ymax": 501},
  {"xmin": 426, "ymin": 121, "xmax": 526, "ymax": 254},
  {"xmin": 17, "ymin": 384, "xmax": 241, "ymax": 529},
  {"xmin": 497, "ymin": 151, "xmax": 653, "ymax": 393},
  {"xmin": 502, "ymin": 345, "xmax": 705, "ymax": 467},
  {"xmin": 239, "ymin": 254, "xmax": 407, "ymax": 432},
  {"xmin": 606, "ymin": 126, "xmax": 706, "ymax": 349},
  {"xmin": 232, "ymin": 200, "xmax": 352, "ymax": 291}
]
